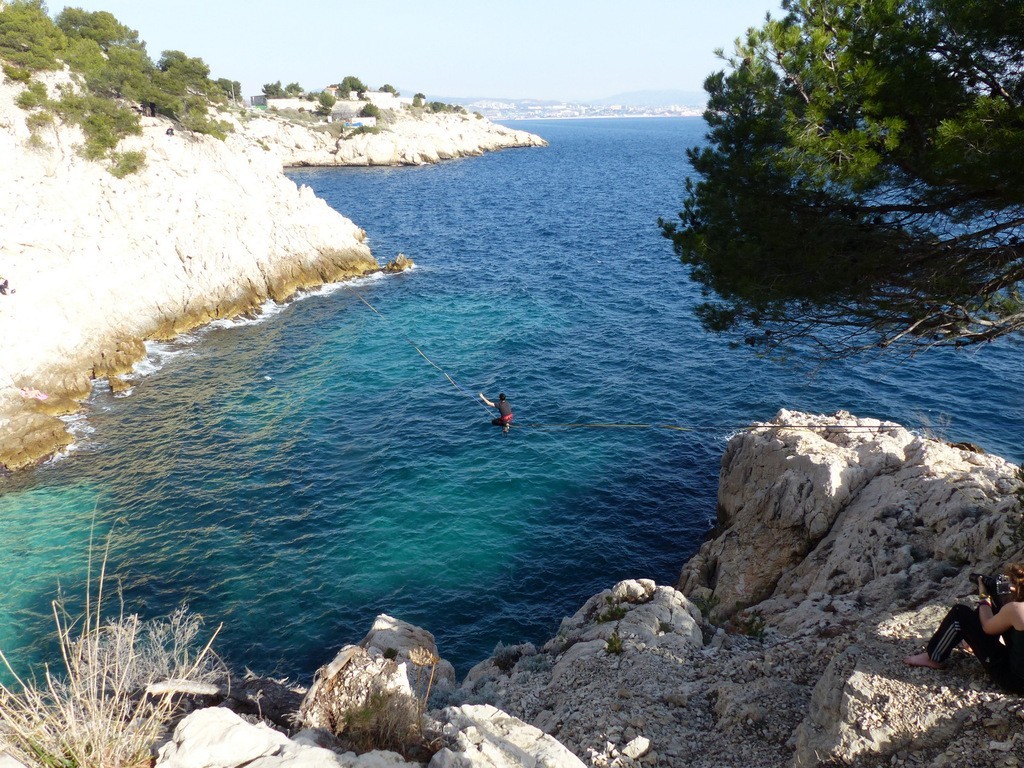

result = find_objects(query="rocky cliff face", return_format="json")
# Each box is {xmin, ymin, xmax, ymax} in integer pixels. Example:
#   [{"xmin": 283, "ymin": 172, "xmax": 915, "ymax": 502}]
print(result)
[
  {"xmin": 0, "ymin": 76, "xmax": 545, "ymax": 471},
  {"xmin": 0, "ymin": 73, "xmax": 378, "ymax": 470},
  {"xmin": 456, "ymin": 410, "xmax": 1024, "ymax": 768},
  {"xmin": 236, "ymin": 110, "xmax": 547, "ymax": 168}
]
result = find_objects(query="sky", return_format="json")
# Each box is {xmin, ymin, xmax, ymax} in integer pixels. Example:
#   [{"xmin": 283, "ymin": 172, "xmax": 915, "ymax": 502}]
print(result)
[{"xmin": 55, "ymin": 0, "xmax": 784, "ymax": 102}]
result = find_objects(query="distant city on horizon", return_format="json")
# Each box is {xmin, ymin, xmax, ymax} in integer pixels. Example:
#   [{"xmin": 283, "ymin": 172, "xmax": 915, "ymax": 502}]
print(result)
[
  {"xmin": 245, "ymin": 82, "xmax": 706, "ymax": 120},
  {"xmin": 443, "ymin": 89, "xmax": 707, "ymax": 120}
]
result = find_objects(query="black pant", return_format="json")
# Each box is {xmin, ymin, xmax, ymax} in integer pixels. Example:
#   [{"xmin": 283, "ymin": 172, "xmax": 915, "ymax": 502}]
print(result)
[{"xmin": 926, "ymin": 603, "xmax": 1024, "ymax": 692}]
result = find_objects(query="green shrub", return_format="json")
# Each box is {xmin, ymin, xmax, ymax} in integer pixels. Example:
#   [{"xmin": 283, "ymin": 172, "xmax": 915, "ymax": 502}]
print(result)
[
  {"xmin": 15, "ymin": 79, "xmax": 48, "ymax": 109},
  {"xmin": 2, "ymin": 3, "xmax": 236, "ymax": 162},
  {"xmin": 597, "ymin": 595, "xmax": 628, "ymax": 623},
  {"xmin": 25, "ymin": 109, "xmax": 53, "ymax": 132},
  {"xmin": 336, "ymin": 75, "xmax": 367, "ymax": 98},
  {"xmin": 606, "ymin": 630, "xmax": 624, "ymax": 655},
  {"xmin": 316, "ymin": 90, "xmax": 336, "ymax": 117},
  {"xmin": 515, "ymin": 653, "xmax": 552, "ymax": 673},
  {"xmin": 0, "ymin": 1, "xmax": 67, "ymax": 72},
  {"xmin": 54, "ymin": 89, "xmax": 141, "ymax": 159},
  {"xmin": 728, "ymin": 610, "xmax": 767, "ymax": 638},
  {"xmin": 426, "ymin": 101, "xmax": 467, "ymax": 115},
  {"xmin": 597, "ymin": 604, "xmax": 628, "ymax": 623},
  {"xmin": 345, "ymin": 125, "xmax": 380, "ymax": 138},
  {"xmin": 359, "ymin": 102, "xmax": 381, "ymax": 119},
  {"xmin": 2, "ymin": 63, "xmax": 33, "ymax": 83},
  {"xmin": 109, "ymin": 149, "xmax": 146, "ymax": 178},
  {"xmin": 342, "ymin": 687, "xmax": 419, "ymax": 755},
  {"xmin": 178, "ymin": 103, "xmax": 231, "ymax": 140},
  {"xmin": 492, "ymin": 642, "xmax": 526, "ymax": 673},
  {"xmin": 692, "ymin": 593, "xmax": 720, "ymax": 619}
]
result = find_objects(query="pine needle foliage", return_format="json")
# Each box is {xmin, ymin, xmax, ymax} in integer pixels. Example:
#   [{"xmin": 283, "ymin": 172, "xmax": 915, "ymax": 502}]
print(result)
[
  {"xmin": 661, "ymin": 0, "xmax": 1024, "ymax": 355},
  {"xmin": 0, "ymin": 0, "xmax": 235, "ymax": 173}
]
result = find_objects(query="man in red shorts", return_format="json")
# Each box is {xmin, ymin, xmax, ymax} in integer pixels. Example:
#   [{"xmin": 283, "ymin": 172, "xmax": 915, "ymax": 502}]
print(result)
[{"xmin": 480, "ymin": 392, "xmax": 513, "ymax": 433}]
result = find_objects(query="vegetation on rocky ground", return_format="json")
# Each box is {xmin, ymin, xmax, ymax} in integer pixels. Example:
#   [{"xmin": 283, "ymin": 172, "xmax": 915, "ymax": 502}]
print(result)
[
  {"xmin": 0, "ymin": 532, "xmax": 226, "ymax": 768},
  {"xmin": 0, "ymin": 0, "xmax": 236, "ymax": 173}
]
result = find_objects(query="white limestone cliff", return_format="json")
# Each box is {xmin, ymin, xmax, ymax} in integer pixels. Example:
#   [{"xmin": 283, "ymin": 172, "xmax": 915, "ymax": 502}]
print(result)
[
  {"xmin": 236, "ymin": 110, "xmax": 547, "ymax": 168},
  {"xmin": 0, "ymin": 74, "xmax": 545, "ymax": 471},
  {"xmin": 0, "ymin": 73, "xmax": 382, "ymax": 471}
]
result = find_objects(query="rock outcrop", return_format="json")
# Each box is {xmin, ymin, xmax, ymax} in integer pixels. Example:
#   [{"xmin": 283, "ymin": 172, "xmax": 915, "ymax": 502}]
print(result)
[
  {"xmin": 458, "ymin": 411, "xmax": 1023, "ymax": 768},
  {"xmin": 236, "ymin": 110, "xmax": 546, "ymax": 168},
  {"xmin": 680, "ymin": 409, "xmax": 1021, "ymax": 631},
  {"xmin": 156, "ymin": 704, "xmax": 584, "ymax": 768},
  {"xmin": 0, "ymin": 72, "xmax": 384, "ymax": 470}
]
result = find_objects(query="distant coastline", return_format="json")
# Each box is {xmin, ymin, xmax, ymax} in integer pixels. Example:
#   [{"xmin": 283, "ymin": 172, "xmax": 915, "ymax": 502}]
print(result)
[{"xmin": 500, "ymin": 112, "xmax": 704, "ymax": 121}]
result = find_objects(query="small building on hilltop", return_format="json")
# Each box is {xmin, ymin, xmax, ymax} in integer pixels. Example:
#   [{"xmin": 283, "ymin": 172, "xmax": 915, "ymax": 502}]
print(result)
[
  {"xmin": 262, "ymin": 97, "xmax": 318, "ymax": 112},
  {"xmin": 365, "ymin": 92, "xmax": 413, "ymax": 110}
]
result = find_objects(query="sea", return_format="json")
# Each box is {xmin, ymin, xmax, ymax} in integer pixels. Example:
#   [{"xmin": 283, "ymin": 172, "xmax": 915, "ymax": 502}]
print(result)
[{"xmin": 0, "ymin": 117, "xmax": 1020, "ymax": 680}]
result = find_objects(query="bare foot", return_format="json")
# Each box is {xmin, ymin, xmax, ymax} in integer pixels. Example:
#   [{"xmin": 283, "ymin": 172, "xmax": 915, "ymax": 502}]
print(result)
[{"xmin": 904, "ymin": 652, "xmax": 946, "ymax": 669}]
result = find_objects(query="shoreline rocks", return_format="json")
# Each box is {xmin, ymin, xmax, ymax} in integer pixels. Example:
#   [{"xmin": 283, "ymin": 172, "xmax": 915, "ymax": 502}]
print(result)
[{"xmin": 235, "ymin": 110, "xmax": 547, "ymax": 169}]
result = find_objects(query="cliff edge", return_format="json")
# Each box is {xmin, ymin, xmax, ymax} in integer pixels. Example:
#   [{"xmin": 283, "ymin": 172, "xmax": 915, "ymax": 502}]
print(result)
[
  {"xmin": 458, "ymin": 410, "xmax": 1024, "ymax": 767},
  {"xmin": 0, "ymin": 72, "xmax": 379, "ymax": 471}
]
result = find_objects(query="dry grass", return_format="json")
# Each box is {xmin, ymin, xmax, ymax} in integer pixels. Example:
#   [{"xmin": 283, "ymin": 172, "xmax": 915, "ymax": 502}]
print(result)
[
  {"xmin": 0, "ymin": 533, "xmax": 224, "ymax": 768},
  {"xmin": 341, "ymin": 687, "xmax": 420, "ymax": 755}
]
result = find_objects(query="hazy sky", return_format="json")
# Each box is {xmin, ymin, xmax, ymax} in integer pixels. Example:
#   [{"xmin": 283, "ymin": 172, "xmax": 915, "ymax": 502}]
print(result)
[{"xmin": 56, "ymin": 0, "xmax": 783, "ymax": 102}]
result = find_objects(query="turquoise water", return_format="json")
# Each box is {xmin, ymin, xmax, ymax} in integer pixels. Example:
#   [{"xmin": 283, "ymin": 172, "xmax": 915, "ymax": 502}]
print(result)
[{"xmin": 1, "ymin": 117, "xmax": 1020, "ymax": 679}]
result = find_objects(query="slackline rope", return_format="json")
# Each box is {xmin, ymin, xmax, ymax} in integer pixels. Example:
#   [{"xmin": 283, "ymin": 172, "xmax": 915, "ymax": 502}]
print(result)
[
  {"xmin": 355, "ymin": 291, "xmax": 491, "ymax": 414},
  {"xmin": 354, "ymin": 290, "xmax": 912, "ymax": 435}
]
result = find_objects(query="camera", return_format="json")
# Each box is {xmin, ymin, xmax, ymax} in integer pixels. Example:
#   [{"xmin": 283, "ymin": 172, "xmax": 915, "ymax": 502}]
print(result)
[{"xmin": 970, "ymin": 572, "xmax": 1012, "ymax": 607}]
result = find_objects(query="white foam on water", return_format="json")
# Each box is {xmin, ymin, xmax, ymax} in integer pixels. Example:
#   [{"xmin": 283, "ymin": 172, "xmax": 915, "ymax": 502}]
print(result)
[
  {"xmin": 306, "ymin": 269, "xmax": 390, "ymax": 298},
  {"xmin": 132, "ymin": 339, "xmax": 194, "ymax": 380},
  {"xmin": 207, "ymin": 297, "xmax": 287, "ymax": 330},
  {"xmin": 49, "ymin": 412, "xmax": 96, "ymax": 462}
]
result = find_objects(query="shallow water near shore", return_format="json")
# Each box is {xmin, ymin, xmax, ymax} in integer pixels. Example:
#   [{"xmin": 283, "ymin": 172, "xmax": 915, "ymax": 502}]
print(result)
[{"xmin": 1, "ymin": 117, "xmax": 1021, "ymax": 680}]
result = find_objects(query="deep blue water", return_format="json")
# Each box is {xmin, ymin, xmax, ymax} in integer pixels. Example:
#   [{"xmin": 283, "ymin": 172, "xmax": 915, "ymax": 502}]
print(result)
[{"xmin": 0, "ymin": 117, "xmax": 1020, "ymax": 680}]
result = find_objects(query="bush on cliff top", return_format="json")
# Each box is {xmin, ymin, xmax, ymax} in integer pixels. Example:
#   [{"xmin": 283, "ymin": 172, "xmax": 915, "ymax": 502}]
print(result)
[
  {"xmin": 0, "ymin": 1, "xmax": 236, "ymax": 172},
  {"xmin": 0, "ymin": 0, "xmax": 66, "ymax": 71}
]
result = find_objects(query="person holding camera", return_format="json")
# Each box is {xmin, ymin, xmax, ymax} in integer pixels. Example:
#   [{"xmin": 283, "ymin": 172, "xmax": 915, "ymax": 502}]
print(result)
[{"xmin": 905, "ymin": 564, "xmax": 1024, "ymax": 692}]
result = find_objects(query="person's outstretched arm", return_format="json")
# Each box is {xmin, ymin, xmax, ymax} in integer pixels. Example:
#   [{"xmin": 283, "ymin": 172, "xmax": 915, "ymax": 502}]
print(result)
[{"xmin": 479, "ymin": 393, "xmax": 495, "ymax": 408}]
